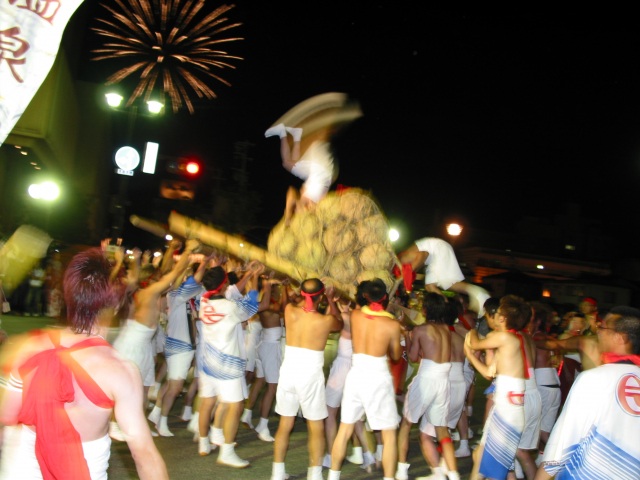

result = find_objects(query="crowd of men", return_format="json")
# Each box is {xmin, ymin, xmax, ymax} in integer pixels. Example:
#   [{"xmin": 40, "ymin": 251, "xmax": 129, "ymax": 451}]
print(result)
[{"xmin": 0, "ymin": 232, "xmax": 638, "ymax": 480}]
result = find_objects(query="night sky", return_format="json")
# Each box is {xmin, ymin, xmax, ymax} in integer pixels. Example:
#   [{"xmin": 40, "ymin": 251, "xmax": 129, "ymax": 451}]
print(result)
[{"xmin": 68, "ymin": 5, "xmax": 640, "ymax": 255}]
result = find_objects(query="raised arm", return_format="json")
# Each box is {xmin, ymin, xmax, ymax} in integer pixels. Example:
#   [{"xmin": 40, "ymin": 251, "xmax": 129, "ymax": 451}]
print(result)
[
  {"xmin": 150, "ymin": 239, "xmax": 199, "ymax": 295},
  {"xmin": 159, "ymin": 239, "xmax": 182, "ymax": 276},
  {"xmin": 193, "ymin": 252, "xmax": 216, "ymax": 284}
]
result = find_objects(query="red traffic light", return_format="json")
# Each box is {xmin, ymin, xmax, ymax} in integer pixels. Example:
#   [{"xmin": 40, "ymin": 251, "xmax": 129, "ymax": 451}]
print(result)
[
  {"xmin": 166, "ymin": 157, "xmax": 202, "ymax": 177},
  {"xmin": 184, "ymin": 161, "xmax": 200, "ymax": 175}
]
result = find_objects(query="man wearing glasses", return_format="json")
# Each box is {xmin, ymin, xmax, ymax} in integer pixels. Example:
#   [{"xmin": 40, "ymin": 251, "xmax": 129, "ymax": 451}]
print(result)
[{"xmin": 535, "ymin": 307, "xmax": 640, "ymax": 480}]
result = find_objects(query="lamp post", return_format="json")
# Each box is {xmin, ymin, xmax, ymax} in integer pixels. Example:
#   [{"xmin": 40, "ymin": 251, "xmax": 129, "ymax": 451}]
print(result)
[{"xmin": 105, "ymin": 92, "xmax": 164, "ymax": 239}]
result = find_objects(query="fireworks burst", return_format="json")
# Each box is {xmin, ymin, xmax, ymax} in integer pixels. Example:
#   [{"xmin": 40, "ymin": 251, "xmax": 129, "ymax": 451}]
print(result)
[{"xmin": 91, "ymin": 0, "xmax": 244, "ymax": 114}]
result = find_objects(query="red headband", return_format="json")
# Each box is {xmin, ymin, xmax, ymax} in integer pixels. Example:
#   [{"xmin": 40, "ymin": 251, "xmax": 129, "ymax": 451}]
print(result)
[
  {"xmin": 301, "ymin": 286, "xmax": 325, "ymax": 311},
  {"xmin": 367, "ymin": 294, "xmax": 387, "ymax": 311},
  {"xmin": 583, "ymin": 297, "xmax": 597, "ymax": 306},
  {"xmin": 202, "ymin": 272, "xmax": 228, "ymax": 299}
]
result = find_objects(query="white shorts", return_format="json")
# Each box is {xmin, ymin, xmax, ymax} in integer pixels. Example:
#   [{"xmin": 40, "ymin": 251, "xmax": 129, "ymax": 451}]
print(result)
[
  {"xmin": 415, "ymin": 237, "xmax": 464, "ymax": 290},
  {"xmin": 257, "ymin": 340, "xmax": 283, "ymax": 384},
  {"xmin": 446, "ymin": 363, "xmax": 467, "ymax": 429},
  {"xmin": 275, "ymin": 346, "xmax": 327, "ymax": 421},
  {"xmin": 325, "ymin": 354, "xmax": 352, "ymax": 408},
  {"xmin": 519, "ymin": 385, "xmax": 542, "ymax": 449},
  {"xmin": 340, "ymin": 354, "xmax": 400, "ymax": 431},
  {"xmin": 463, "ymin": 359, "xmax": 475, "ymax": 389},
  {"xmin": 403, "ymin": 359, "xmax": 451, "ymax": 426},
  {"xmin": 167, "ymin": 350, "xmax": 195, "ymax": 381},
  {"xmin": 113, "ymin": 320, "xmax": 156, "ymax": 387},
  {"xmin": 0, "ymin": 425, "xmax": 110, "ymax": 480},
  {"xmin": 538, "ymin": 385, "xmax": 561, "ymax": 433},
  {"xmin": 154, "ymin": 325, "xmax": 166, "ymax": 355},
  {"xmin": 198, "ymin": 372, "xmax": 247, "ymax": 403}
]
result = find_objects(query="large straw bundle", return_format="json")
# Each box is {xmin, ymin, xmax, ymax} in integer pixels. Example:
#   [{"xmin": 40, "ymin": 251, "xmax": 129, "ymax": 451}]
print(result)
[{"xmin": 266, "ymin": 188, "xmax": 400, "ymax": 296}]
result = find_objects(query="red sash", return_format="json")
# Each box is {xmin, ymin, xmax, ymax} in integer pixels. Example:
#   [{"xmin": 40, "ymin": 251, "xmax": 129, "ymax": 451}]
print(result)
[{"xmin": 18, "ymin": 330, "xmax": 114, "ymax": 480}]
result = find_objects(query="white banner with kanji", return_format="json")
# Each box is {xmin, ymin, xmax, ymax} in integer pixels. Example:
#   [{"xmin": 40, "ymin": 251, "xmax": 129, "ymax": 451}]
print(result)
[{"xmin": 0, "ymin": 0, "xmax": 85, "ymax": 146}]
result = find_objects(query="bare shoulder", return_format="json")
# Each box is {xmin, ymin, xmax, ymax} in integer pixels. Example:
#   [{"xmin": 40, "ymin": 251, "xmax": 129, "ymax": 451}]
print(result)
[{"xmin": 86, "ymin": 349, "xmax": 142, "ymax": 397}]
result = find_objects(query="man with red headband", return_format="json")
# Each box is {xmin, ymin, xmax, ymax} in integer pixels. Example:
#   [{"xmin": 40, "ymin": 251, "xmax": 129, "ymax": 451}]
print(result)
[
  {"xmin": 196, "ymin": 261, "xmax": 264, "ymax": 468},
  {"xmin": 270, "ymin": 278, "xmax": 342, "ymax": 480},
  {"xmin": 328, "ymin": 278, "xmax": 404, "ymax": 480},
  {"xmin": 536, "ymin": 306, "xmax": 640, "ymax": 480}
]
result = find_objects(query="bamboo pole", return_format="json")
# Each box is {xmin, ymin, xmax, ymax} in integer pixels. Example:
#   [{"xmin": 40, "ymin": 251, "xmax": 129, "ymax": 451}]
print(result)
[{"xmin": 167, "ymin": 212, "xmax": 358, "ymax": 299}]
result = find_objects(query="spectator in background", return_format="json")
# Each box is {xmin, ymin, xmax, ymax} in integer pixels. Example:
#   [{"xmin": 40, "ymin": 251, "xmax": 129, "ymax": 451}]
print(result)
[
  {"xmin": 579, "ymin": 297, "xmax": 601, "ymax": 336},
  {"xmin": 24, "ymin": 261, "xmax": 45, "ymax": 317}
]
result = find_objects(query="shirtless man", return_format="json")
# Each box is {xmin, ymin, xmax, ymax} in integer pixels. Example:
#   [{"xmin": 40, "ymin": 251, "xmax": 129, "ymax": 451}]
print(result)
[
  {"xmin": 0, "ymin": 248, "xmax": 168, "ymax": 479},
  {"xmin": 464, "ymin": 294, "xmax": 531, "ymax": 480},
  {"xmin": 113, "ymin": 239, "xmax": 200, "ymax": 438},
  {"xmin": 528, "ymin": 302, "xmax": 561, "ymax": 463},
  {"xmin": 324, "ymin": 288, "xmax": 377, "ymax": 472},
  {"xmin": 515, "ymin": 306, "xmax": 542, "ymax": 480},
  {"xmin": 417, "ymin": 298, "xmax": 465, "ymax": 480},
  {"xmin": 243, "ymin": 275, "xmax": 288, "ymax": 442},
  {"xmin": 270, "ymin": 278, "xmax": 342, "ymax": 480},
  {"xmin": 396, "ymin": 293, "xmax": 456, "ymax": 480},
  {"xmin": 328, "ymin": 278, "xmax": 403, "ymax": 480},
  {"xmin": 398, "ymin": 237, "xmax": 490, "ymax": 316}
]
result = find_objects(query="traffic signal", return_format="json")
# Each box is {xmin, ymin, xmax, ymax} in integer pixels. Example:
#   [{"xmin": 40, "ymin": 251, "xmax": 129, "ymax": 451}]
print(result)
[{"xmin": 166, "ymin": 157, "xmax": 202, "ymax": 177}]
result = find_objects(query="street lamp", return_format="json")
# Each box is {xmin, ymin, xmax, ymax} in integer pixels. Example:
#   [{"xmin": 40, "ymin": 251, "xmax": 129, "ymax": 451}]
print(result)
[
  {"xmin": 446, "ymin": 223, "xmax": 463, "ymax": 237},
  {"xmin": 389, "ymin": 227, "xmax": 400, "ymax": 243},
  {"xmin": 104, "ymin": 92, "xmax": 164, "ymax": 239}
]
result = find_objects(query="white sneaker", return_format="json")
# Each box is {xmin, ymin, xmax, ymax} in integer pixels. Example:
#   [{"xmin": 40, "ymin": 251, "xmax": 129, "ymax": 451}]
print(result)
[
  {"xmin": 209, "ymin": 428, "xmax": 225, "ymax": 447},
  {"xmin": 265, "ymin": 123, "xmax": 286, "ymax": 139},
  {"xmin": 109, "ymin": 421, "xmax": 125, "ymax": 442},
  {"xmin": 181, "ymin": 406, "xmax": 192, "ymax": 422},
  {"xmin": 240, "ymin": 410, "xmax": 254, "ymax": 429},
  {"xmin": 395, "ymin": 461, "xmax": 410, "ymax": 480},
  {"xmin": 346, "ymin": 446, "xmax": 363, "ymax": 465},
  {"xmin": 187, "ymin": 412, "xmax": 199, "ymax": 434},
  {"xmin": 450, "ymin": 429, "xmax": 460, "ymax": 441},
  {"xmin": 147, "ymin": 406, "xmax": 161, "ymax": 426},
  {"xmin": 256, "ymin": 425, "xmax": 275, "ymax": 442},
  {"xmin": 156, "ymin": 425, "xmax": 174, "ymax": 437},
  {"xmin": 285, "ymin": 126, "xmax": 303, "ymax": 141},
  {"xmin": 468, "ymin": 428, "xmax": 474, "ymax": 439},
  {"xmin": 199, "ymin": 437, "xmax": 212, "ymax": 456},
  {"xmin": 217, "ymin": 444, "xmax": 250, "ymax": 468},
  {"xmin": 454, "ymin": 445, "xmax": 471, "ymax": 458}
]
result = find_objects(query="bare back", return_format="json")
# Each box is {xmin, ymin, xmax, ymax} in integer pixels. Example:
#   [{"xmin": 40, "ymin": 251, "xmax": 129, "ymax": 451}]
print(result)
[
  {"xmin": 409, "ymin": 322, "xmax": 451, "ymax": 364},
  {"xmin": 450, "ymin": 327, "xmax": 465, "ymax": 363},
  {"xmin": 1, "ymin": 329, "xmax": 144, "ymax": 442},
  {"xmin": 259, "ymin": 304, "xmax": 282, "ymax": 329},
  {"xmin": 284, "ymin": 303, "xmax": 341, "ymax": 351},
  {"xmin": 351, "ymin": 309, "xmax": 402, "ymax": 361}
]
